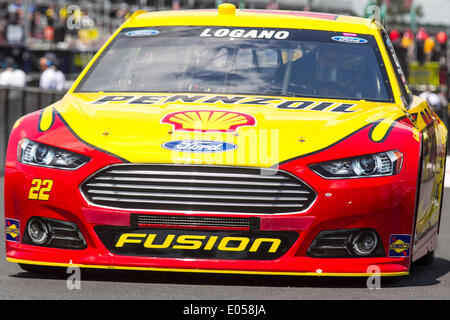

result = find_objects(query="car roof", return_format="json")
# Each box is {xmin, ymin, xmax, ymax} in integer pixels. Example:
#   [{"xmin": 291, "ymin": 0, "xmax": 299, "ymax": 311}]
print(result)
[{"xmin": 124, "ymin": 7, "xmax": 378, "ymax": 35}]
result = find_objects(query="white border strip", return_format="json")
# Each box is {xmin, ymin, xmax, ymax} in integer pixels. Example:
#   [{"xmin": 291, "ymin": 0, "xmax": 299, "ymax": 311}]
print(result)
[{"xmin": 445, "ymin": 156, "xmax": 450, "ymax": 188}]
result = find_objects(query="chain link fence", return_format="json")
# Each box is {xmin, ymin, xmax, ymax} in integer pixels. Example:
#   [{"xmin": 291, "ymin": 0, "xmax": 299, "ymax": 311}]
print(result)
[{"xmin": 0, "ymin": 86, "xmax": 64, "ymax": 173}]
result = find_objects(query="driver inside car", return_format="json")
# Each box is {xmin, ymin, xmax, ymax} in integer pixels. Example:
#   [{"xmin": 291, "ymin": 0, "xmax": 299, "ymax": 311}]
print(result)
[{"xmin": 274, "ymin": 43, "xmax": 367, "ymax": 99}]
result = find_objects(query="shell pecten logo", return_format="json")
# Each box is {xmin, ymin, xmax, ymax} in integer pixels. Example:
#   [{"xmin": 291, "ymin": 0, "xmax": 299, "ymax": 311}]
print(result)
[{"xmin": 161, "ymin": 110, "xmax": 256, "ymax": 133}]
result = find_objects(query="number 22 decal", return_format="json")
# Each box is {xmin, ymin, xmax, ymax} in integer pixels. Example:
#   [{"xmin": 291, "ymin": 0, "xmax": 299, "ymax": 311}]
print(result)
[{"xmin": 28, "ymin": 179, "xmax": 53, "ymax": 201}]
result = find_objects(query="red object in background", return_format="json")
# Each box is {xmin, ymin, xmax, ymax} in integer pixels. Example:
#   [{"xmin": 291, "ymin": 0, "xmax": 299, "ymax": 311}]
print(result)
[
  {"xmin": 403, "ymin": 29, "xmax": 414, "ymax": 39},
  {"xmin": 43, "ymin": 26, "xmax": 54, "ymax": 42},
  {"xmin": 172, "ymin": 0, "xmax": 180, "ymax": 10},
  {"xmin": 403, "ymin": 0, "xmax": 413, "ymax": 9},
  {"xmin": 416, "ymin": 28, "xmax": 429, "ymax": 41},
  {"xmin": 437, "ymin": 31, "xmax": 448, "ymax": 45},
  {"xmin": 266, "ymin": 1, "xmax": 279, "ymax": 10},
  {"xmin": 389, "ymin": 29, "xmax": 400, "ymax": 42}
]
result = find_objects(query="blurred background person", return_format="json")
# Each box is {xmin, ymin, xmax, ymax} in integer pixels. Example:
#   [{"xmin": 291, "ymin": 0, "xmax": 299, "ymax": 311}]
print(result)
[
  {"xmin": 266, "ymin": 0, "xmax": 279, "ymax": 9},
  {"xmin": 420, "ymin": 86, "xmax": 442, "ymax": 114},
  {"xmin": 424, "ymin": 35, "xmax": 435, "ymax": 62},
  {"xmin": 5, "ymin": 11, "xmax": 24, "ymax": 46},
  {"xmin": 390, "ymin": 29, "xmax": 409, "ymax": 78},
  {"xmin": 436, "ymin": 31, "xmax": 448, "ymax": 61},
  {"xmin": 39, "ymin": 53, "xmax": 65, "ymax": 90},
  {"xmin": 416, "ymin": 27, "xmax": 428, "ymax": 65},
  {"xmin": 0, "ymin": 56, "xmax": 26, "ymax": 87}
]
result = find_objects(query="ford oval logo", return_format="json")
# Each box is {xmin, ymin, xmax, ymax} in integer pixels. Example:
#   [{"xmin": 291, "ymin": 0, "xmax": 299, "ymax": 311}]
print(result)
[
  {"xmin": 125, "ymin": 30, "xmax": 160, "ymax": 37},
  {"xmin": 162, "ymin": 140, "xmax": 237, "ymax": 153},
  {"xmin": 331, "ymin": 36, "xmax": 368, "ymax": 44}
]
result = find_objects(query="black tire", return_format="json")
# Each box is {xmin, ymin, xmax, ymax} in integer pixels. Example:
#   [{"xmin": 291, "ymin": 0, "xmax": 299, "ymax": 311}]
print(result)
[
  {"xmin": 414, "ymin": 250, "xmax": 435, "ymax": 266},
  {"xmin": 18, "ymin": 263, "xmax": 66, "ymax": 275}
]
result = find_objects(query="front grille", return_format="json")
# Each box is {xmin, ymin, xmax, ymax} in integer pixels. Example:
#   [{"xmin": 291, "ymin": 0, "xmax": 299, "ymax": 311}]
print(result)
[
  {"xmin": 81, "ymin": 164, "xmax": 316, "ymax": 214},
  {"xmin": 134, "ymin": 214, "xmax": 256, "ymax": 230}
]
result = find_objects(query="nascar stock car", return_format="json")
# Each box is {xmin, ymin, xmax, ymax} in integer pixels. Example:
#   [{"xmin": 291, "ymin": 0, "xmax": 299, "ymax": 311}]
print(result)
[{"xmin": 4, "ymin": 4, "xmax": 447, "ymax": 277}]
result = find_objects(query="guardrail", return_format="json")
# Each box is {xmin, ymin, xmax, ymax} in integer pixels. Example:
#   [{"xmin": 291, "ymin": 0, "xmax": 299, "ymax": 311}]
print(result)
[{"xmin": 0, "ymin": 86, "xmax": 65, "ymax": 172}]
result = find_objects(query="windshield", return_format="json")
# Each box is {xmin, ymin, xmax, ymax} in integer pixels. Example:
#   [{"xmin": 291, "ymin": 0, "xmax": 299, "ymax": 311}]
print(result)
[{"xmin": 76, "ymin": 26, "xmax": 393, "ymax": 102}]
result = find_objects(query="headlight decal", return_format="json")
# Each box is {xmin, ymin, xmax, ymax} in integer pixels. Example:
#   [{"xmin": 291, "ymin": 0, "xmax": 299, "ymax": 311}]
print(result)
[
  {"xmin": 18, "ymin": 138, "xmax": 90, "ymax": 170},
  {"xmin": 309, "ymin": 150, "xmax": 403, "ymax": 179}
]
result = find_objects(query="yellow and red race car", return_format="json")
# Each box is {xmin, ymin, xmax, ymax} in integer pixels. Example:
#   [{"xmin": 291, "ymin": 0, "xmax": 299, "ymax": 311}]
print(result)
[{"xmin": 4, "ymin": 4, "xmax": 447, "ymax": 277}]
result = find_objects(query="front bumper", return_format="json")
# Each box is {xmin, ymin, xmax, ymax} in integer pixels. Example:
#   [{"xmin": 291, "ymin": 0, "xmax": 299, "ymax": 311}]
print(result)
[{"xmin": 4, "ymin": 117, "xmax": 419, "ymax": 277}]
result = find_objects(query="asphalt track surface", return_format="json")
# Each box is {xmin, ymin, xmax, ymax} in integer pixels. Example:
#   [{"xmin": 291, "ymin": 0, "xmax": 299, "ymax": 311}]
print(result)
[{"xmin": 2, "ymin": 167, "xmax": 450, "ymax": 300}]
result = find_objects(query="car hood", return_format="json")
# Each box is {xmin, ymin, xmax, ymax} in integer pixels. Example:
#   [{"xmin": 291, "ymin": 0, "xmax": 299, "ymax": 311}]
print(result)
[{"xmin": 49, "ymin": 93, "xmax": 408, "ymax": 167}]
